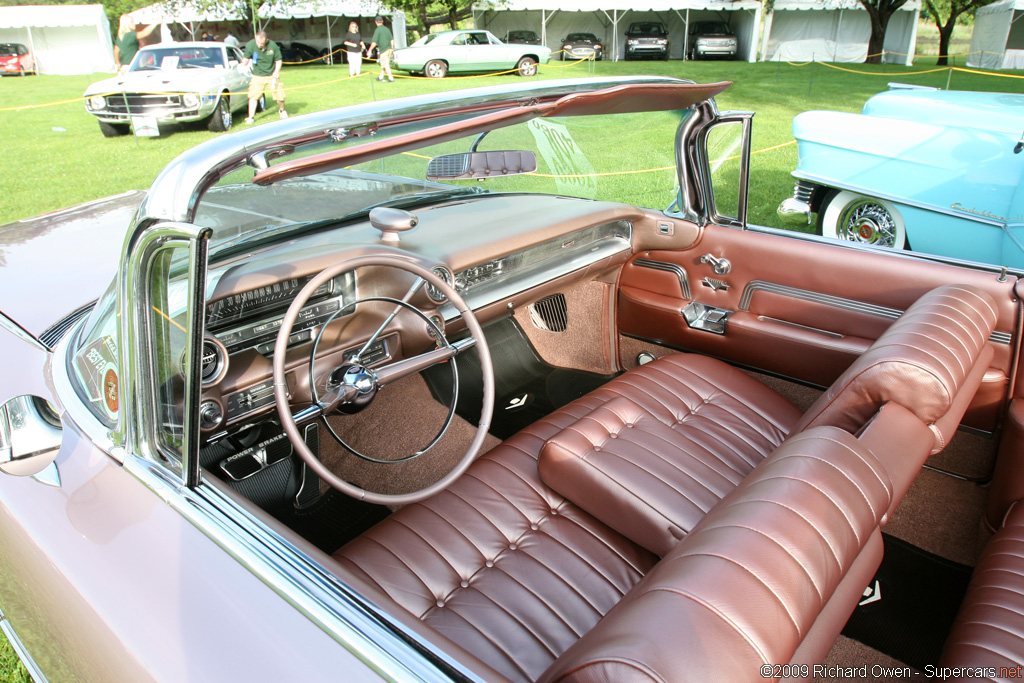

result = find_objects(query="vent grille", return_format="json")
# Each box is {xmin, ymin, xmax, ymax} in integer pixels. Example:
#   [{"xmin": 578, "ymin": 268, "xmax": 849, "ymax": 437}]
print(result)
[
  {"xmin": 426, "ymin": 154, "xmax": 469, "ymax": 179},
  {"xmin": 202, "ymin": 339, "xmax": 224, "ymax": 382},
  {"xmin": 38, "ymin": 303, "xmax": 95, "ymax": 348},
  {"xmin": 529, "ymin": 294, "xmax": 568, "ymax": 332}
]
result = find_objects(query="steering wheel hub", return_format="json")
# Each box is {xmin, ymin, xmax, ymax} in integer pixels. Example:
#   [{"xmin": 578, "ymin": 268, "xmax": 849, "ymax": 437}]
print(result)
[{"xmin": 331, "ymin": 364, "xmax": 378, "ymax": 413}]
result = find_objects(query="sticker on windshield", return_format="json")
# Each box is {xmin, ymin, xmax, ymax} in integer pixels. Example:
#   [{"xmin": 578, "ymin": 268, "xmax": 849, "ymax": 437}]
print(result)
[
  {"xmin": 75, "ymin": 335, "xmax": 119, "ymax": 422},
  {"xmin": 527, "ymin": 118, "xmax": 597, "ymax": 198}
]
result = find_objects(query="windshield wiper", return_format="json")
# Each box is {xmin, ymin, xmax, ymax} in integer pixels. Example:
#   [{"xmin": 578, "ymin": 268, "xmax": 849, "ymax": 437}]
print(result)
[{"xmin": 210, "ymin": 186, "xmax": 489, "ymax": 262}]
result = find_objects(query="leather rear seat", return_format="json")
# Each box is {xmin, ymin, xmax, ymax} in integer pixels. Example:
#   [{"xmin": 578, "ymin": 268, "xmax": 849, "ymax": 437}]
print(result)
[{"xmin": 333, "ymin": 283, "xmax": 998, "ymax": 681}]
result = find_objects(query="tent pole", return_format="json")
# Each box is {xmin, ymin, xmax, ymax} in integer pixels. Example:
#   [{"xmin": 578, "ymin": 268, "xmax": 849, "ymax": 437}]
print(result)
[
  {"xmin": 326, "ymin": 16, "xmax": 332, "ymax": 64},
  {"xmin": 542, "ymin": 9, "xmax": 546, "ymax": 47},
  {"xmin": 684, "ymin": 8, "xmax": 689, "ymax": 61},
  {"xmin": 834, "ymin": 9, "xmax": 842, "ymax": 62},
  {"xmin": 26, "ymin": 26, "xmax": 39, "ymax": 74}
]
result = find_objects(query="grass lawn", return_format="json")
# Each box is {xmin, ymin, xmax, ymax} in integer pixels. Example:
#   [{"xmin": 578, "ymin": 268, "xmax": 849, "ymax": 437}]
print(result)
[{"xmin": 2, "ymin": 52, "xmax": 1024, "ymax": 679}]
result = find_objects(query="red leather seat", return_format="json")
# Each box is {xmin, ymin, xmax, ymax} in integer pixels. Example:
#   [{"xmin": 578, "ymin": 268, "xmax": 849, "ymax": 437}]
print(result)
[{"xmin": 333, "ymin": 284, "xmax": 998, "ymax": 681}]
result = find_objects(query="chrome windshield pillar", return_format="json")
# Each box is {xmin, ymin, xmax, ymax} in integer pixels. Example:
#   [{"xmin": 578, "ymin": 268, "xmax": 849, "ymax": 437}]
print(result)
[{"xmin": 114, "ymin": 221, "xmax": 211, "ymax": 485}]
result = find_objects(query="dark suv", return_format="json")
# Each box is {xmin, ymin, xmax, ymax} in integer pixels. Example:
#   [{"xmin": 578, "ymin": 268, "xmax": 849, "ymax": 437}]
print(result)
[{"xmin": 625, "ymin": 22, "xmax": 669, "ymax": 60}]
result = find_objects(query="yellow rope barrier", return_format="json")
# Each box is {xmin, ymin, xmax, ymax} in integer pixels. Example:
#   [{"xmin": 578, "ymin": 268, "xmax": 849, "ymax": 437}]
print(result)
[{"xmin": 817, "ymin": 61, "xmax": 949, "ymax": 76}]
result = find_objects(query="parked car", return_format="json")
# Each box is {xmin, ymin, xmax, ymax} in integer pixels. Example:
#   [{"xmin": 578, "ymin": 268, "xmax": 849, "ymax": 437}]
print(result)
[
  {"xmin": 778, "ymin": 86, "xmax": 1024, "ymax": 268},
  {"xmin": 393, "ymin": 29, "xmax": 551, "ymax": 78},
  {"xmin": 505, "ymin": 29, "xmax": 541, "ymax": 45},
  {"xmin": 280, "ymin": 41, "xmax": 322, "ymax": 65},
  {"xmin": 82, "ymin": 42, "xmax": 252, "ymax": 137},
  {"xmin": 624, "ymin": 21, "xmax": 669, "ymax": 60},
  {"xmin": 560, "ymin": 32, "xmax": 603, "ymax": 60},
  {"xmin": 0, "ymin": 42, "xmax": 33, "ymax": 76},
  {"xmin": 687, "ymin": 21, "xmax": 738, "ymax": 60},
  {"xmin": 4, "ymin": 75, "xmax": 1024, "ymax": 682}
]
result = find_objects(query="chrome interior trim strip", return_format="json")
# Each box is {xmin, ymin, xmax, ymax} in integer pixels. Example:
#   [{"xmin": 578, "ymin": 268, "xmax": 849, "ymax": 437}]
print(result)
[
  {"xmin": 123, "ymin": 455, "xmax": 484, "ymax": 683},
  {"xmin": 634, "ymin": 258, "xmax": 692, "ymax": 299},
  {"xmin": 992, "ymin": 331, "xmax": 1013, "ymax": 345},
  {"xmin": 739, "ymin": 280, "xmax": 902, "ymax": 320},
  {"xmin": 0, "ymin": 311, "xmax": 45, "ymax": 351},
  {"xmin": 757, "ymin": 316, "xmax": 844, "ymax": 339},
  {"xmin": 0, "ymin": 606, "xmax": 50, "ymax": 683}
]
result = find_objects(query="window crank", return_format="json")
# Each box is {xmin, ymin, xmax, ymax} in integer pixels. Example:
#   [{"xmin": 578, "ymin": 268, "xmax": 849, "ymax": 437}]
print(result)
[{"xmin": 699, "ymin": 253, "xmax": 731, "ymax": 275}]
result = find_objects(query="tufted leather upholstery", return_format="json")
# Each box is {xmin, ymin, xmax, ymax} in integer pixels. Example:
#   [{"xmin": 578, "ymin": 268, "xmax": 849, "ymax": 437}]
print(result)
[
  {"xmin": 540, "ymin": 427, "xmax": 893, "ymax": 683},
  {"xmin": 335, "ymin": 353, "xmax": 801, "ymax": 681},
  {"xmin": 796, "ymin": 284, "xmax": 997, "ymax": 447},
  {"xmin": 942, "ymin": 503, "xmax": 1024, "ymax": 674}
]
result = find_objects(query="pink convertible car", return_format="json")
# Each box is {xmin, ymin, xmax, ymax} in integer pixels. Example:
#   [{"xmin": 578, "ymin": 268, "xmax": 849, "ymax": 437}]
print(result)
[{"xmin": 2, "ymin": 76, "xmax": 1023, "ymax": 681}]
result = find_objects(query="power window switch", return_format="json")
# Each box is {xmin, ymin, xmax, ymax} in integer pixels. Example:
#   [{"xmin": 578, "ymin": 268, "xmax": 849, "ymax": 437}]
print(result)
[{"xmin": 658, "ymin": 221, "xmax": 674, "ymax": 236}]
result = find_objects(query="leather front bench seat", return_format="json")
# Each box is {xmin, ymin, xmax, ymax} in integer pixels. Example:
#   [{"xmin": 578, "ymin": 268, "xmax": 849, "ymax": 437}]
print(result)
[{"xmin": 333, "ymin": 283, "xmax": 997, "ymax": 681}]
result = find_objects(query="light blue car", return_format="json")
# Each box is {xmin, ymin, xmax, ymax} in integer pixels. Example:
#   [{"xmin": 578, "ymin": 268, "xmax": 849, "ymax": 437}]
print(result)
[{"xmin": 778, "ymin": 86, "xmax": 1024, "ymax": 269}]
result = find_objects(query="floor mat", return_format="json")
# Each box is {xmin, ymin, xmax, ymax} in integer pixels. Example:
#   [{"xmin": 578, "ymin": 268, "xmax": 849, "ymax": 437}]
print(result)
[
  {"xmin": 276, "ymin": 489, "xmax": 391, "ymax": 554},
  {"xmin": 424, "ymin": 317, "xmax": 619, "ymax": 440},
  {"xmin": 841, "ymin": 534, "xmax": 974, "ymax": 671}
]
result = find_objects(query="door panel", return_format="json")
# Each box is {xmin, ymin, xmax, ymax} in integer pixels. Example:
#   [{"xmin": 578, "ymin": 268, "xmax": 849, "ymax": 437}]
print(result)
[{"xmin": 617, "ymin": 224, "xmax": 1019, "ymax": 431}]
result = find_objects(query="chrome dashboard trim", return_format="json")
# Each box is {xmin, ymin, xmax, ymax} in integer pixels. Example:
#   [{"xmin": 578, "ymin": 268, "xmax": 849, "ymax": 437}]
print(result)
[
  {"xmin": 123, "ymin": 455, "xmax": 486, "ymax": 683},
  {"xmin": 440, "ymin": 223, "xmax": 633, "ymax": 320},
  {"xmin": 634, "ymin": 258, "xmax": 692, "ymax": 299},
  {"xmin": 0, "ymin": 604, "xmax": 50, "ymax": 683}
]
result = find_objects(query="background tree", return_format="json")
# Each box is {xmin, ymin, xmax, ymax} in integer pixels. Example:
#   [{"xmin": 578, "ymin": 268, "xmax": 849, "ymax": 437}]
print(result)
[
  {"xmin": 925, "ymin": 0, "xmax": 997, "ymax": 65},
  {"xmin": 858, "ymin": 0, "xmax": 908, "ymax": 64}
]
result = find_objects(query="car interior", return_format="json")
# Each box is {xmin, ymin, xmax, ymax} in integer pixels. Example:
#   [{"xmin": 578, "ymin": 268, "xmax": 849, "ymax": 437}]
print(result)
[{"xmin": 118, "ymin": 81, "xmax": 1024, "ymax": 680}]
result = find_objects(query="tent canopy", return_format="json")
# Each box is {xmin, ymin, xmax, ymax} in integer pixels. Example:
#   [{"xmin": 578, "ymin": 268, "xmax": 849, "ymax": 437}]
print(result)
[
  {"xmin": 472, "ymin": 0, "xmax": 762, "ymax": 62},
  {"xmin": 0, "ymin": 4, "xmax": 113, "ymax": 74},
  {"xmin": 760, "ymin": 0, "xmax": 921, "ymax": 66},
  {"xmin": 968, "ymin": 0, "xmax": 1024, "ymax": 69},
  {"xmin": 257, "ymin": 1, "xmax": 406, "ymax": 48}
]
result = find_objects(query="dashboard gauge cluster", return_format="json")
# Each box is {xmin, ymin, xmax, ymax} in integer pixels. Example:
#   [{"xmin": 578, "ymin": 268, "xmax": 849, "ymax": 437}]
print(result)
[{"xmin": 207, "ymin": 272, "xmax": 356, "ymax": 355}]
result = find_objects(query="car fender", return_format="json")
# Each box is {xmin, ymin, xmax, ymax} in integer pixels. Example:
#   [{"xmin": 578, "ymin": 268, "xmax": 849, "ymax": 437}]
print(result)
[{"xmin": 792, "ymin": 110, "xmax": 1024, "ymax": 224}]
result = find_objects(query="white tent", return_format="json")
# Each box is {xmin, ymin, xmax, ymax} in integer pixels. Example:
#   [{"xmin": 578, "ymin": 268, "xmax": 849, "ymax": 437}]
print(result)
[
  {"xmin": 968, "ymin": 0, "xmax": 1024, "ymax": 69},
  {"xmin": 127, "ymin": 2, "xmax": 244, "ymax": 42},
  {"xmin": 257, "ymin": 0, "xmax": 406, "ymax": 58},
  {"xmin": 0, "ymin": 5, "xmax": 113, "ymax": 74},
  {"xmin": 472, "ymin": 0, "xmax": 762, "ymax": 62},
  {"xmin": 760, "ymin": 0, "xmax": 920, "ymax": 66}
]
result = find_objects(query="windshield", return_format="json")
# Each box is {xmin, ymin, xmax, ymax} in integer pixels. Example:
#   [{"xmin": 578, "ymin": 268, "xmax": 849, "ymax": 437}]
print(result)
[
  {"xmin": 696, "ymin": 23, "xmax": 732, "ymax": 34},
  {"xmin": 193, "ymin": 106, "xmax": 688, "ymax": 259},
  {"xmin": 0, "ymin": 45, "xmax": 20, "ymax": 56},
  {"xmin": 628, "ymin": 23, "xmax": 666, "ymax": 35},
  {"xmin": 130, "ymin": 46, "xmax": 225, "ymax": 71}
]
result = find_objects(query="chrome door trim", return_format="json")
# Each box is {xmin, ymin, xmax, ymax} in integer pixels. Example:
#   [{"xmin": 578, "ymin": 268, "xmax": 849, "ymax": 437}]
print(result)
[
  {"xmin": 738, "ymin": 280, "xmax": 902, "ymax": 320},
  {"xmin": 0, "ymin": 603, "xmax": 50, "ymax": 683},
  {"xmin": 124, "ymin": 455, "xmax": 486, "ymax": 683},
  {"xmin": 634, "ymin": 258, "xmax": 692, "ymax": 299},
  {"xmin": 739, "ymin": 279, "xmax": 1012, "ymax": 345}
]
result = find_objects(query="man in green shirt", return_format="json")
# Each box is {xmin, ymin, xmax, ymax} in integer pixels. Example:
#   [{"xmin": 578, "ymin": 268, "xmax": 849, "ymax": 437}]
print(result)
[
  {"xmin": 242, "ymin": 31, "xmax": 288, "ymax": 123},
  {"xmin": 368, "ymin": 15, "xmax": 394, "ymax": 82},
  {"xmin": 114, "ymin": 15, "xmax": 159, "ymax": 74}
]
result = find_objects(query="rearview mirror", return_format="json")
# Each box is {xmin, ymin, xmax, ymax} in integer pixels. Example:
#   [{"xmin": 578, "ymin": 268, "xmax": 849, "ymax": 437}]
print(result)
[
  {"xmin": 0, "ymin": 395, "xmax": 62, "ymax": 480},
  {"xmin": 426, "ymin": 150, "xmax": 537, "ymax": 181}
]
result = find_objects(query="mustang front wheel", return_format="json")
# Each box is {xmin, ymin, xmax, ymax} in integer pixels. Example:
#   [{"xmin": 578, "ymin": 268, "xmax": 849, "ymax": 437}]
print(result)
[
  {"xmin": 207, "ymin": 96, "xmax": 232, "ymax": 132},
  {"xmin": 819, "ymin": 190, "xmax": 907, "ymax": 250}
]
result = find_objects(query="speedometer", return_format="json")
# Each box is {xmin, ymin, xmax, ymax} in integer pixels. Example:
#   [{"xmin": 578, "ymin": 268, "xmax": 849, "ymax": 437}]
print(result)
[{"xmin": 207, "ymin": 275, "xmax": 332, "ymax": 328}]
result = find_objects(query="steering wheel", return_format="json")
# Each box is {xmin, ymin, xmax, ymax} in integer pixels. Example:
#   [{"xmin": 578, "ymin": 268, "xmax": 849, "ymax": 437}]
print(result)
[{"xmin": 272, "ymin": 254, "xmax": 494, "ymax": 505}]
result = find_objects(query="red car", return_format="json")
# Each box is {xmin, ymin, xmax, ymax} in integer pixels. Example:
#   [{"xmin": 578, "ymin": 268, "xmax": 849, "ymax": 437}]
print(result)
[{"xmin": 0, "ymin": 43, "xmax": 34, "ymax": 76}]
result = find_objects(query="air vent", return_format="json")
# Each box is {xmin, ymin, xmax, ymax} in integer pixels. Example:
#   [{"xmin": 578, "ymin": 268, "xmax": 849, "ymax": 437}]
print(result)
[
  {"xmin": 201, "ymin": 338, "xmax": 227, "ymax": 384},
  {"xmin": 38, "ymin": 302, "xmax": 95, "ymax": 349},
  {"xmin": 529, "ymin": 294, "xmax": 568, "ymax": 333},
  {"xmin": 426, "ymin": 154, "xmax": 469, "ymax": 179}
]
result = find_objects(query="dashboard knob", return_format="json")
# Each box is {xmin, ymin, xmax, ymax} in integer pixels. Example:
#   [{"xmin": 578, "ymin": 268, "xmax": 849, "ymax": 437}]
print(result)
[{"xmin": 200, "ymin": 400, "xmax": 223, "ymax": 430}]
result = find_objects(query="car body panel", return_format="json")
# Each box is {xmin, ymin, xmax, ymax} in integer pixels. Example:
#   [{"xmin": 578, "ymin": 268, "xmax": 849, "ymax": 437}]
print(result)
[
  {"xmin": 393, "ymin": 29, "xmax": 551, "ymax": 74},
  {"xmin": 786, "ymin": 88, "xmax": 1024, "ymax": 268},
  {"xmin": 0, "ymin": 191, "xmax": 143, "ymax": 336},
  {"xmin": 0, "ymin": 43, "xmax": 33, "ymax": 76},
  {"xmin": 82, "ymin": 43, "xmax": 250, "ymax": 130}
]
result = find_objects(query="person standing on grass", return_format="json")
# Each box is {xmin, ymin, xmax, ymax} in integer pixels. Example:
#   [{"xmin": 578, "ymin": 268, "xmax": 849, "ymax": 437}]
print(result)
[
  {"xmin": 343, "ymin": 21, "xmax": 365, "ymax": 77},
  {"xmin": 114, "ymin": 16, "xmax": 159, "ymax": 74},
  {"xmin": 369, "ymin": 15, "xmax": 394, "ymax": 82},
  {"xmin": 242, "ymin": 31, "xmax": 288, "ymax": 123}
]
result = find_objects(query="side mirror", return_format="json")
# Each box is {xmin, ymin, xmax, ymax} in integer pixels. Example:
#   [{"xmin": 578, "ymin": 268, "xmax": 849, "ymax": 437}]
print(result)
[
  {"xmin": 427, "ymin": 150, "xmax": 537, "ymax": 181},
  {"xmin": 0, "ymin": 395, "xmax": 62, "ymax": 481}
]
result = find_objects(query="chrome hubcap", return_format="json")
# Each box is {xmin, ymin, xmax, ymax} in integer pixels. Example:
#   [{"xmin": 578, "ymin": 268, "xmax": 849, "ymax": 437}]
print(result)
[{"xmin": 838, "ymin": 199, "xmax": 896, "ymax": 247}]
